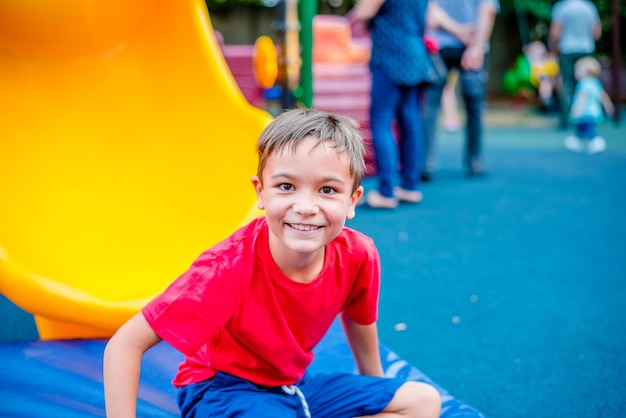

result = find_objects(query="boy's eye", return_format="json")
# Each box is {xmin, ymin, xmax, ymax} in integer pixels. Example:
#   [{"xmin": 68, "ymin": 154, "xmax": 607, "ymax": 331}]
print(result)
[
  {"xmin": 320, "ymin": 186, "xmax": 336, "ymax": 195},
  {"xmin": 278, "ymin": 183, "xmax": 294, "ymax": 191}
]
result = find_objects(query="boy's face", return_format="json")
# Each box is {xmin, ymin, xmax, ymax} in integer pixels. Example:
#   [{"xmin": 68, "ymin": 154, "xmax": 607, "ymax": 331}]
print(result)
[{"xmin": 252, "ymin": 136, "xmax": 363, "ymax": 270}]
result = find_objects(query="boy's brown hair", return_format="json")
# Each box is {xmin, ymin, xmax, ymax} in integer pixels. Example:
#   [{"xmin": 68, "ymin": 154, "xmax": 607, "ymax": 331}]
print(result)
[{"xmin": 256, "ymin": 108, "xmax": 366, "ymax": 193}]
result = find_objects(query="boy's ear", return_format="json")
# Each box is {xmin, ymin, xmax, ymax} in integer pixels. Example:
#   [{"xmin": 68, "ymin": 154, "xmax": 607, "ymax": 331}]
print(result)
[
  {"xmin": 250, "ymin": 176, "xmax": 265, "ymax": 210},
  {"xmin": 346, "ymin": 186, "xmax": 364, "ymax": 220}
]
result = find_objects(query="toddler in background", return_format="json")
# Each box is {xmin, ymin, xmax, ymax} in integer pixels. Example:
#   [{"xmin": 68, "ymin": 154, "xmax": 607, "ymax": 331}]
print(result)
[{"xmin": 564, "ymin": 56, "xmax": 614, "ymax": 154}]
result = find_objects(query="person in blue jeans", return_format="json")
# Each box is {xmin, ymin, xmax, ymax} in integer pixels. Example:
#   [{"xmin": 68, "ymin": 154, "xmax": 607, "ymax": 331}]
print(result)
[
  {"xmin": 421, "ymin": 0, "xmax": 499, "ymax": 180},
  {"xmin": 353, "ymin": 0, "xmax": 430, "ymax": 209}
]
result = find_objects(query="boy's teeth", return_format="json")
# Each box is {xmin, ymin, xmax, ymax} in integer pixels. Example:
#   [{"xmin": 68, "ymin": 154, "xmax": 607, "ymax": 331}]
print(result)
[{"xmin": 291, "ymin": 224, "xmax": 318, "ymax": 231}]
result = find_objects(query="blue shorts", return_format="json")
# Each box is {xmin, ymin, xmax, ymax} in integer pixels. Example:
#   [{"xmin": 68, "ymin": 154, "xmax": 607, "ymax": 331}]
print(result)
[
  {"xmin": 574, "ymin": 120, "xmax": 598, "ymax": 140},
  {"xmin": 177, "ymin": 371, "xmax": 405, "ymax": 418}
]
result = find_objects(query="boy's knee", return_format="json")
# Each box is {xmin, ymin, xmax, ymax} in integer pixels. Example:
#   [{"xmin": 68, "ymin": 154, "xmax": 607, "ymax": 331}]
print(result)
[{"xmin": 396, "ymin": 381, "xmax": 441, "ymax": 417}]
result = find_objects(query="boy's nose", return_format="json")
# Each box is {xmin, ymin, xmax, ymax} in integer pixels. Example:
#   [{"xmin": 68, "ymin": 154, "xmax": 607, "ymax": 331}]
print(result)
[{"xmin": 293, "ymin": 196, "xmax": 320, "ymax": 216}]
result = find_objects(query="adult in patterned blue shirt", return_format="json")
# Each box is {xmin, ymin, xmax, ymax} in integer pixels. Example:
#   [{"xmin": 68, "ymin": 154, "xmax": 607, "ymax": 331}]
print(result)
[{"xmin": 354, "ymin": 0, "xmax": 431, "ymax": 209}]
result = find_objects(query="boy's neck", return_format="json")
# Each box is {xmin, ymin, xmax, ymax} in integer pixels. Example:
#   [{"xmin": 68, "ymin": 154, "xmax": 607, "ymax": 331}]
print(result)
[{"xmin": 272, "ymin": 248, "xmax": 326, "ymax": 284}]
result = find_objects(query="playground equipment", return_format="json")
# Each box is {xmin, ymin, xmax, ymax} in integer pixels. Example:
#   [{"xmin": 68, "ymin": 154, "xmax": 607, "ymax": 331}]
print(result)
[
  {"xmin": 0, "ymin": 0, "xmax": 271, "ymax": 340},
  {"xmin": 312, "ymin": 15, "xmax": 375, "ymax": 174},
  {"xmin": 502, "ymin": 41, "xmax": 559, "ymax": 108}
]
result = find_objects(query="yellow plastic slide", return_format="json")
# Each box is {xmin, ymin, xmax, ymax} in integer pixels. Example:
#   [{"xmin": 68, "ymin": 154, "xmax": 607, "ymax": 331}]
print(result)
[{"xmin": 0, "ymin": 0, "xmax": 271, "ymax": 339}]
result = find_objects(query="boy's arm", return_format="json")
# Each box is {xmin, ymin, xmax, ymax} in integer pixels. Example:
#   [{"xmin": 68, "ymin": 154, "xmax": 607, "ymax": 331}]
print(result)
[
  {"xmin": 104, "ymin": 312, "xmax": 163, "ymax": 418},
  {"xmin": 340, "ymin": 312, "xmax": 384, "ymax": 377}
]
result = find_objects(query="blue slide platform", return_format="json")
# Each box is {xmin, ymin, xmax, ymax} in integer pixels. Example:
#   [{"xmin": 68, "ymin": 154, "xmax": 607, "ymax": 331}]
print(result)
[{"xmin": 0, "ymin": 319, "xmax": 484, "ymax": 417}]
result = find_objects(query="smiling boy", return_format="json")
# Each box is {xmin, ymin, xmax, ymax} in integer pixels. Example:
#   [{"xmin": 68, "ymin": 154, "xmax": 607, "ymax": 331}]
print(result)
[{"xmin": 104, "ymin": 108, "xmax": 441, "ymax": 417}]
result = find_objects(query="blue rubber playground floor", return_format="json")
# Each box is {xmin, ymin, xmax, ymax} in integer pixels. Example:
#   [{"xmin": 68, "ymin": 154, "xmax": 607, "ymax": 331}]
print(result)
[
  {"xmin": 1, "ymin": 105, "xmax": 625, "ymax": 417},
  {"xmin": 348, "ymin": 107, "xmax": 626, "ymax": 417}
]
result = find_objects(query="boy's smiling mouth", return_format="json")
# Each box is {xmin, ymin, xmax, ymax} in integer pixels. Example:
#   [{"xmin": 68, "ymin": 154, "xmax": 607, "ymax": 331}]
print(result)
[{"xmin": 287, "ymin": 223, "xmax": 322, "ymax": 231}]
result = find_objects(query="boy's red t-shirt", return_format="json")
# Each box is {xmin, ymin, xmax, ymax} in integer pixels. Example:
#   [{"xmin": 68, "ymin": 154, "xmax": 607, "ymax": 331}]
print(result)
[{"xmin": 142, "ymin": 217, "xmax": 381, "ymax": 388}]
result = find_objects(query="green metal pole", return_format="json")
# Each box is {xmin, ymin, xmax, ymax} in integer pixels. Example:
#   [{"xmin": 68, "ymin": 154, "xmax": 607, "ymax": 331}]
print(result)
[{"xmin": 298, "ymin": 0, "xmax": 316, "ymax": 108}]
